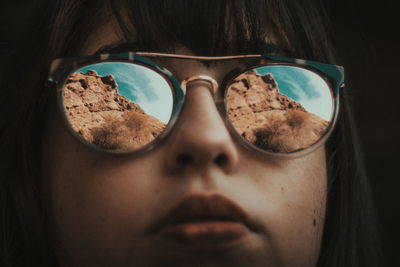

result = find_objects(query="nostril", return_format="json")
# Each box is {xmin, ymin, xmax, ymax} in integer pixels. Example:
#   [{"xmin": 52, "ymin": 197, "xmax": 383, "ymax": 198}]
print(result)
[
  {"xmin": 176, "ymin": 153, "xmax": 228, "ymax": 167},
  {"xmin": 176, "ymin": 153, "xmax": 194, "ymax": 166},
  {"xmin": 214, "ymin": 154, "xmax": 228, "ymax": 167}
]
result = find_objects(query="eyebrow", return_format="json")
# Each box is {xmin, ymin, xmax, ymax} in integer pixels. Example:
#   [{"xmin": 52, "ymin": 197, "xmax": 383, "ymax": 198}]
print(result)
[{"xmin": 93, "ymin": 41, "xmax": 290, "ymax": 57}]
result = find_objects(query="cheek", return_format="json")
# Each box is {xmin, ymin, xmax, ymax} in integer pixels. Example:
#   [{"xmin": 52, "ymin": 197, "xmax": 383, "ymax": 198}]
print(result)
[
  {"xmin": 41, "ymin": 114, "xmax": 163, "ymax": 264},
  {"xmin": 274, "ymin": 158, "xmax": 326, "ymax": 265},
  {"xmin": 236, "ymin": 148, "xmax": 327, "ymax": 266}
]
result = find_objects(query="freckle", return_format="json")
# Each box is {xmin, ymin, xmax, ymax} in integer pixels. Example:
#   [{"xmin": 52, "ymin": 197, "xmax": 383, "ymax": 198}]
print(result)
[
  {"xmin": 58, "ymin": 207, "xmax": 63, "ymax": 212},
  {"xmin": 281, "ymin": 187, "xmax": 284, "ymax": 193},
  {"xmin": 154, "ymin": 187, "xmax": 160, "ymax": 194},
  {"xmin": 313, "ymin": 218, "xmax": 316, "ymax": 227},
  {"xmin": 92, "ymin": 159, "xmax": 98, "ymax": 166}
]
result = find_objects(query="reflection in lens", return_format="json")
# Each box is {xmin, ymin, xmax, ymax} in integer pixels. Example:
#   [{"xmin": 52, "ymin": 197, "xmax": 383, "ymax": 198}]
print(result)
[
  {"xmin": 62, "ymin": 62, "xmax": 173, "ymax": 152},
  {"xmin": 226, "ymin": 66, "xmax": 333, "ymax": 153}
]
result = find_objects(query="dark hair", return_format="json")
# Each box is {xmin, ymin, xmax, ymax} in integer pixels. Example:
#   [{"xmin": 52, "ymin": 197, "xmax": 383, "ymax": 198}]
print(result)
[{"xmin": 0, "ymin": 0, "xmax": 383, "ymax": 266}]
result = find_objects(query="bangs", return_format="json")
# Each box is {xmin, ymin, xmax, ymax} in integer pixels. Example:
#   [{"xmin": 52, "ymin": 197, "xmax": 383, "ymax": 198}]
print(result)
[
  {"xmin": 108, "ymin": 0, "xmax": 291, "ymax": 56},
  {"xmin": 50, "ymin": 1, "xmax": 335, "ymax": 62},
  {"xmin": 104, "ymin": 0, "xmax": 335, "ymax": 62}
]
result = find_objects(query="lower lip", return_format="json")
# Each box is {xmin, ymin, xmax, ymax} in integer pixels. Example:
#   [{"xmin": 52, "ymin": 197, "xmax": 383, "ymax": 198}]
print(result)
[{"xmin": 160, "ymin": 221, "xmax": 249, "ymax": 247}]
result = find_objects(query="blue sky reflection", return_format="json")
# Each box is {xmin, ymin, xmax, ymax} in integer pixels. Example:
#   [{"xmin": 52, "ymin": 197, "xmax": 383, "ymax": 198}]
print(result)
[{"xmin": 256, "ymin": 65, "xmax": 333, "ymax": 120}]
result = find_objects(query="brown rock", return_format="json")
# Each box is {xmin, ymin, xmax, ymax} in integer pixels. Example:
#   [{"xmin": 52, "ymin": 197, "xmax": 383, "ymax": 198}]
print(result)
[
  {"xmin": 63, "ymin": 70, "xmax": 166, "ymax": 152},
  {"xmin": 227, "ymin": 71, "xmax": 328, "ymax": 153}
]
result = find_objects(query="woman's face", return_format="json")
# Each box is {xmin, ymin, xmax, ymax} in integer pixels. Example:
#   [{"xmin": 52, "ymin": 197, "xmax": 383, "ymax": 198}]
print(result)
[{"xmin": 41, "ymin": 19, "xmax": 327, "ymax": 267}]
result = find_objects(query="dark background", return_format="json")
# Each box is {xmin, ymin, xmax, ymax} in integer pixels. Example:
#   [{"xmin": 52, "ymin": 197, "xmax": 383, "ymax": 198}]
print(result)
[
  {"xmin": 1, "ymin": 1, "xmax": 399, "ymax": 266},
  {"xmin": 329, "ymin": 2, "xmax": 400, "ymax": 266}
]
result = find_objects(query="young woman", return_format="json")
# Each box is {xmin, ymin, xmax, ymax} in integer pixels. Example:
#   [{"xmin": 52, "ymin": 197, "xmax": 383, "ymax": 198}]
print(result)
[{"xmin": 0, "ymin": 1, "xmax": 383, "ymax": 266}]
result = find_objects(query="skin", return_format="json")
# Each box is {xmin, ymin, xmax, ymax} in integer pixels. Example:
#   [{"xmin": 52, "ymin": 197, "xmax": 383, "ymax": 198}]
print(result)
[{"xmin": 41, "ymin": 19, "xmax": 327, "ymax": 267}]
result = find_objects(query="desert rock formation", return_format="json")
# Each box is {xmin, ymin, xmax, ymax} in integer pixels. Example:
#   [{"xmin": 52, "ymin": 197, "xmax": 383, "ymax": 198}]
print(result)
[
  {"xmin": 226, "ymin": 70, "xmax": 329, "ymax": 153},
  {"xmin": 63, "ymin": 70, "xmax": 166, "ymax": 152},
  {"xmin": 63, "ymin": 69, "xmax": 329, "ymax": 154}
]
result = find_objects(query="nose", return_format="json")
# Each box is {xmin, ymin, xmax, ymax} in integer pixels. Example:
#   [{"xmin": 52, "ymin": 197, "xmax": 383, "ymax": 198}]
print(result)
[{"xmin": 163, "ymin": 77, "xmax": 239, "ymax": 174}]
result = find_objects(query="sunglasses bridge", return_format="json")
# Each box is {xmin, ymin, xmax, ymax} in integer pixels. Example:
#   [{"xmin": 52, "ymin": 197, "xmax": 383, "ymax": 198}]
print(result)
[
  {"xmin": 137, "ymin": 52, "xmax": 263, "ymax": 97},
  {"xmin": 180, "ymin": 75, "xmax": 219, "ymax": 95}
]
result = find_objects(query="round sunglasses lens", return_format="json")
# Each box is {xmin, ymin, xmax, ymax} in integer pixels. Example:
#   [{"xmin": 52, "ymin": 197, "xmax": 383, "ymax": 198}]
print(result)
[
  {"xmin": 226, "ymin": 65, "xmax": 334, "ymax": 153},
  {"xmin": 62, "ymin": 62, "xmax": 174, "ymax": 153}
]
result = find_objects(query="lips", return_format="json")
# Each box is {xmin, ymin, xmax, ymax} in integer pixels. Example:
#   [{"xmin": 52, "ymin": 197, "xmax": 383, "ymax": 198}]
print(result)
[{"xmin": 151, "ymin": 194, "xmax": 253, "ymax": 247}]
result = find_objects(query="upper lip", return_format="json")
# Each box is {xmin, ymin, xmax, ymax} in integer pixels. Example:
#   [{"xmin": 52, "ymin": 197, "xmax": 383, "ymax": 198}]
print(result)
[{"xmin": 150, "ymin": 194, "xmax": 253, "ymax": 232}]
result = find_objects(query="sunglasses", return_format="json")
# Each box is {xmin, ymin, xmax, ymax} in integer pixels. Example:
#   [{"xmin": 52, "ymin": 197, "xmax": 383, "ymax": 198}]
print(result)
[{"xmin": 48, "ymin": 52, "xmax": 344, "ymax": 158}]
